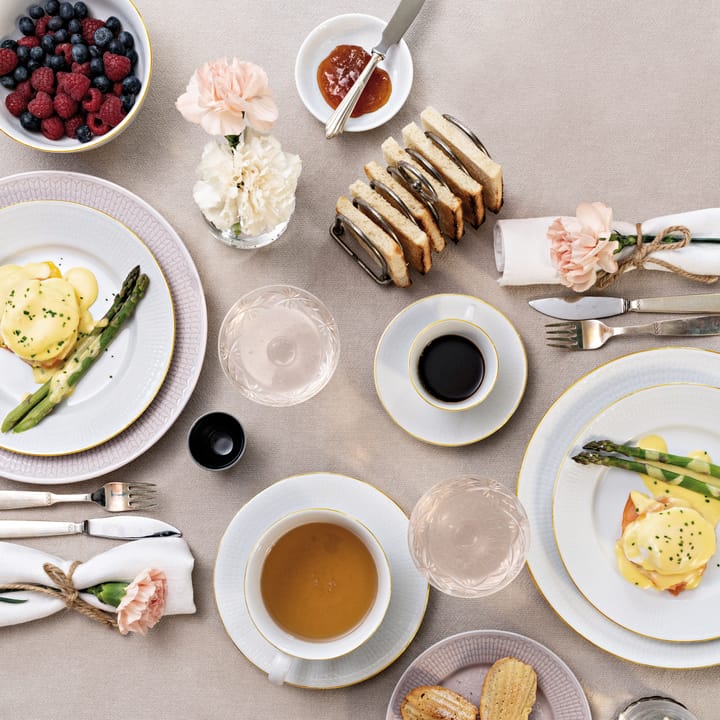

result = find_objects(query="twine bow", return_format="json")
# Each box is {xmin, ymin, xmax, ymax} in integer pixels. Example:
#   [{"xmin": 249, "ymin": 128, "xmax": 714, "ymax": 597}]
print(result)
[
  {"xmin": 596, "ymin": 224, "xmax": 719, "ymax": 289},
  {"xmin": 0, "ymin": 561, "xmax": 118, "ymax": 630}
]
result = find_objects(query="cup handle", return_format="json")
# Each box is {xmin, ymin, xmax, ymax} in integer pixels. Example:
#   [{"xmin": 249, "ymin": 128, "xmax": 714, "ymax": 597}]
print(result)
[{"xmin": 268, "ymin": 651, "xmax": 295, "ymax": 685}]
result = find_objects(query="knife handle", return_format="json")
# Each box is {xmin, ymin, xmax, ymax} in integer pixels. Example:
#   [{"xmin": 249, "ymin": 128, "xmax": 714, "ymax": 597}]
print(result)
[
  {"xmin": 325, "ymin": 51, "xmax": 383, "ymax": 139},
  {"xmin": 0, "ymin": 520, "xmax": 81, "ymax": 538},
  {"xmin": 631, "ymin": 294, "xmax": 720, "ymax": 313}
]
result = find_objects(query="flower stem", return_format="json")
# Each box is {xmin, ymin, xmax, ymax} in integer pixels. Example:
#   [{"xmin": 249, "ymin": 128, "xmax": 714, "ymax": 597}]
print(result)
[
  {"xmin": 0, "ymin": 594, "xmax": 27, "ymax": 603},
  {"xmin": 225, "ymin": 134, "xmax": 241, "ymax": 150},
  {"xmin": 610, "ymin": 231, "xmax": 720, "ymax": 251}
]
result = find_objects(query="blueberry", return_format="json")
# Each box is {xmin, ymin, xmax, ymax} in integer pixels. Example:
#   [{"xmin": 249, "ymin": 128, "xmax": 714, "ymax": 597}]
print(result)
[
  {"xmin": 121, "ymin": 74, "xmax": 141, "ymax": 95},
  {"xmin": 118, "ymin": 31, "xmax": 134, "ymax": 49},
  {"xmin": 1, "ymin": 39, "xmax": 18, "ymax": 51},
  {"xmin": 73, "ymin": 2, "xmax": 88, "ymax": 20},
  {"xmin": 47, "ymin": 15, "xmax": 64, "ymax": 31},
  {"xmin": 89, "ymin": 56, "xmax": 103, "ymax": 76},
  {"xmin": 53, "ymin": 28, "xmax": 68, "ymax": 43},
  {"xmin": 107, "ymin": 38, "xmax": 124, "ymax": 55},
  {"xmin": 29, "ymin": 46, "xmax": 45, "ymax": 62},
  {"xmin": 47, "ymin": 54, "xmax": 66, "ymax": 71},
  {"xmin": 120, "ymin": 93, "xmax": 135, "ymax": 113},
  {"xmin": 41, "ymin": 34, "xmax": 56, "ymax": 53},
  {"xmin": 125, "ymin": 49, "xmax": 138, "ymax": 68},
  {"xmin": 88, "ymin": 44, "xmax": 100, "ymax": 58},
  {"xmin": 92, "ymin": 74, "xmax": 111, "ymax": 93},
  {"xmin": 58, "ymin": 2, "xmax": 74, "ymax": 20},
  {"xmin": 15, "ymin": 46, "xmax": 30, "ymax": 65},
  {"xmin": 70, "ymin": 43, "xmax": 88, "ymax": 63},
  {"xmin": 26, "ymin": 59, "xmax": 41, "ymax": 72},
  {"xmin": 20, "ymin": 111, "xmax": 41, "ymax": 132},
  {"xmin": 93, "ymin": 27, "xmax": 113, "ymax": 48},
  {"xmin": 18, "ymin": 16, "xmax": 36, "ymax": 36},
  {"xmin": 75, "ymin": 124, "xmax": 92, "ymax": 142},
  {"xmin": 45, "ymin": 0, "xmax": 60, "ymax": 13},
  {"xmin": 13, "ymin": 66, "xmax": 29, "ymax": 83},
  {"xmin": 0, "ymin": 74, "xmax": 17, "ymax": 90},
  {"xmin": 29, "ymin": 5, "xmax": 46, "ymax": 19},
  {"xmin": 67, "ymin": 18, "xmax": 81, "ymax": 33},
  {"xmin": 70, "ymin": 33, "xmax": 83, "ymax": 45},
  {"xmin": 104, "ymin": 16, "xmax": 122, "ymax": 34}
]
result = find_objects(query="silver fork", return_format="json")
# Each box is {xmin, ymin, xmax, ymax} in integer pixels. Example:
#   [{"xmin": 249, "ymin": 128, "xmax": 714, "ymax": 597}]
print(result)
[
  {"xmin": 0, "ymin": 481, "xmax": 157, "ymax": 512},
  {"xmin": 545, "ymin": 315, "xmax": 720, "ymax": 350}
]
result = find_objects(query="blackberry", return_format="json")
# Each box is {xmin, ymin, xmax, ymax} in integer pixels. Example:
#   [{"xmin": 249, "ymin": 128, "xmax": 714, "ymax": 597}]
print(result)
[
  {"xmin": 122, "ymin": 74, "xmax": 141, "ymax": 95},
  {"xmin": 1, "ymin": 39, "xmax": 18, "ymax": 51},
  {"xmin": 41, "ymin": 34, "xmax": 56, "ymax": 53},
  {"xmin": 75, "ymin": 123, "xmax": 92, "ymax": 142},
  {"xmin": 13, "ymin": 66, "xmax": 29, "ymax": 83},
  {"xmin": 0, "ymin": 74, "xmax": 17, "ymax": 90},
  {"xmin": 45, "ymin": 0, "xmax": 60, "ymax": 13},
  {"xmin": 16, "ymin": 46, "xmax": 30, "ymax": 65},
  {"xmin": 47, "ymin": 15, "xmax": 64, "ymax": 32},
  {"xmin": 89, "ymin": 57, "xmax": 103, "ymax": 76},
  {"xmin": 118, "ymin": 31, "xmax": 134, "ymax": 50},
  {"xmin": 30, "ymin": 46, "xmax": 45, "ymax": 63},
  {"xmin": 91, "ymin": 74, "xmax": 111, "ymax": 93},
  {"xmin": 67, "ymin": 18, "xmax": 81, "ymax": 34},
  {"xmin": 58, "ymin": 2, "xmax": 74, "ymax": 20},
  {"xmin": 54, "ymin": 29, "xmax": 69, "ymax": 43},
  {"xmin": 70, "ymin": 44, "xmax": 88, "ymax": 63},
  {"xmin": 73, "ymin": 2, "xmax": 88, "ymax": 20},
  {"xmin": 29, "ymin": 5, "xmax": 46, "ymax": 19},
  {"xmin": 93, "ymin": 27, "xmax": 113, "ymax": 48},
  {"xmin": 107, "ymin": 39, "xmax": 124, "ymax": 55},
  {"xmin": 20, "ymin": 111, "xmax": 41, "ymax": 131},
  {"xmin": 104, "ymin": 16, "xmax": 122, "ymax": 34},
  {"xmin": 120, "ymin": 93, "xmax": 135, "ymax": 113},
  {"xmin": 18, "ymin": 17, "xmax": 36, "ymax": 36}
]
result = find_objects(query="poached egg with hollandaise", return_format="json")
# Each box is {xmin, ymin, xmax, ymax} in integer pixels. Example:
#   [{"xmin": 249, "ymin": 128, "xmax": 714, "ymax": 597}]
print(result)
[{"xmin": 0, "ymin": 261, "xmax": 98, "ymax": 381}]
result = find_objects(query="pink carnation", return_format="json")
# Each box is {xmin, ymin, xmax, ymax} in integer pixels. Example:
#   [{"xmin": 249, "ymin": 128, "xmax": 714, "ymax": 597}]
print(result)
[
  {"xmin": 176, "ymin": 58, "xmax": 279, "ymax": 136},
  {"xmin": 117, "ymin": 568, "xmax": 167, "ymax": 636},
  {"xmin": 548, "ymin": 202, "xmax": 619, "ymax": 292}
]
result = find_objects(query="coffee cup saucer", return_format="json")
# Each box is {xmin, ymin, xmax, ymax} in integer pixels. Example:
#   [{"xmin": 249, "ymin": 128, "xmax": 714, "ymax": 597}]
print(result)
[
  {"xmin": 374, "ymin": 294, "xmax": 527, "ymax": 446},
  {"xmin": 214, "ymin": 472, "xmax": 429, "ymax": 689}
]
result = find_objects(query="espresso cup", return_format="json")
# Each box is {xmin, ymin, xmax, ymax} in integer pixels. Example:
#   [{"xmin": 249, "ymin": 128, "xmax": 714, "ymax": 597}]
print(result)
[
  {"xmin": 408, "ymin": 318, "xmax": 499, "ymax": 411},
  {"xmin": 244, "ymin": 507, "xmax": 392, "ymax": 685},
  {"xmin": 188, "ymin": 412, "xmax": 246, "ymax": 470}
]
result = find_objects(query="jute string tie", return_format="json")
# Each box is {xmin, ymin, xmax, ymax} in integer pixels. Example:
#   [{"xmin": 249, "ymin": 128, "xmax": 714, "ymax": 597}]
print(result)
[
  {"xmin": 595, "ymin": 223, "xmax": 719, "ymax": 289},
  {"xmin": 0, "ymin": 561, "xmax": 118, "ymax": 629}
]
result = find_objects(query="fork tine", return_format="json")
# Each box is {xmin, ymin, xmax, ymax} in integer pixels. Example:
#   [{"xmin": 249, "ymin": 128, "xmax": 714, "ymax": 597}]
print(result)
[{"xmin": 127, "ymin": 501, "xmax": 158, "ymax": 511}]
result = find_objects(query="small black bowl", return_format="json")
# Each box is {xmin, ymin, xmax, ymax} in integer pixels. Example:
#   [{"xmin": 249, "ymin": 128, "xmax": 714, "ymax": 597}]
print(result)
[{"xmin": 188, "ymin": 412, "xmax": 246, "ymax": 471}]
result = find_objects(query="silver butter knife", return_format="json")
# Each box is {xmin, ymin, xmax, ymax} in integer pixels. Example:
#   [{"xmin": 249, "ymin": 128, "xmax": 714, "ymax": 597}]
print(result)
[
  {"xmin": 0, "ymin": 515, "xmax": 181, "ymax": 540},
  {"xmin": 530, "ymin": 293, "xmax": 720, "ymax": 320},
  {"xmin": 324, "ymin": 0, "xmax": 425, "ymax": 139}
]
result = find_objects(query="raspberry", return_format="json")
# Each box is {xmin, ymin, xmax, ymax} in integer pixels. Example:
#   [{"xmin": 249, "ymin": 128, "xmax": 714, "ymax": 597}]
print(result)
[
  {"xmin": 15, "ymin": 81, "xmax": 33, "ymax": 99},
  {"xmin": 40, "ymin": 115, "xmax": 65, "ymax": 140},
  {"xmin": 98, "ymin": 94, "xmax": 124, "ymax": 127},
  {"xmin": 27, "ymin": 91, "xmax": 54, "ymax": 119},
  {"xmin": 86, "ymin": 112, "xmax": 109, "ymax": 135},
  {"xmin": 81, "ymin": 18, "xmax": 105, "ymax": 44},
  {"xmin": 64, "ymin": 114, "xmax": 84, "ymax": 138},
  {"xmin": 103, "ymin": 53, "xmax": 131, "ymax": 82},
  {"xmin": 4, "ymin": 91, "xmax": 28, "ymax": 118},
  {"xmin": 71, "ymin": 61, "xmax": 90, "ymax": 76},
  {"xmin": 31, "ymin": 66, "xmax": 55, "ymax": 93},
  {"xmin": 35, "ymin": 16, "xmax": 50, "ymax": 37},
  {"xmin": 81, "ymin": 87, "xmax": 102, "ymax": 112},
  {"xmin": 53, "ymin": 92, "xmax": 78, "ymax": 119},
  {"xmin": 0, "ymin": 48, "xmax": 18, "ymax": 76},
  {"xmin": 17, "ymin": 36, "xmax": 40, "ymax": 48},
  {"xmin": 112, "ymin": 82, "xmax": 123, "ymax": 96},
  {"xmin": 62, "ymin": 72, "xmax": 90, "ymax": 101},
  {"xmin": 55, "ymin": 43, "xmax": 73, "ymax": 64}
]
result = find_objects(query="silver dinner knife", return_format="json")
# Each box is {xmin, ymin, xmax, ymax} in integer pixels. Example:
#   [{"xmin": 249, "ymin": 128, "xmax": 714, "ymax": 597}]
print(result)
[
  {"xmin": 0, "ymin": 515, "xmax": 182, "ymax": 540},
  {"xmin": 324, "ymin": 0, "xmax": 425, "ymax": 139},
  {"xmin": 529, "ymin": 293, "xmax": 720, "ymax": 320}
]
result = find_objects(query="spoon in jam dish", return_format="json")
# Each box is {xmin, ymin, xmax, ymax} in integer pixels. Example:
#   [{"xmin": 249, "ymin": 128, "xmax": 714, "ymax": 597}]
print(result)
[{"xmin": 324, "ymin": 0, "xmax": 425, "ymax": 139}]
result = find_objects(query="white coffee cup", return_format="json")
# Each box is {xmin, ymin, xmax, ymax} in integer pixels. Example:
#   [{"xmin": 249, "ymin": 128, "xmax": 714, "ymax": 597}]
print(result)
[
  {"xmin": 244, "ymin": 507, "xmax": 392, "ymax": 685},
  {"xmin": 408, "ymin": 317, "xmax": 499, "ymax": 411}
]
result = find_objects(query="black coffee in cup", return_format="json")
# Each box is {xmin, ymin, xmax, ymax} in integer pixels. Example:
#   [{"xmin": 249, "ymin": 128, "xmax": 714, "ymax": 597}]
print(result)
[{"xmin": 417, "ymin": 334, "xmax": 485, "ymax": 403}]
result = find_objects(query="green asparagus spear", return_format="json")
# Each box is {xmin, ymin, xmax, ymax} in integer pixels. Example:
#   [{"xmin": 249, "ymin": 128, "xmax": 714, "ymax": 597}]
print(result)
[
  {"xmin": 572, "ymin": 451, "xmax": 720, "ymax": 500},
  {"xmin": 583, "ymin": 440, "xmax": 720, "ymax": 483},
  {"xmin": 11, "ymin": 273, "xmax": 149, "ymax": 433},
  {"xmin": 1, "ymin": 266, "xmax": 141, "ymax": 433}
]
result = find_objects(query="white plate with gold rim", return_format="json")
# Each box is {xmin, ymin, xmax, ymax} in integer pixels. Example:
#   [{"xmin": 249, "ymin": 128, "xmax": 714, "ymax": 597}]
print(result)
[
  {"xmin": 0, "ymin": 171, "xmax": 206, "ymax": 483},
  {"xmin": 214, "ymin": 472, "xmax": 429, "ymax": 689},
  {"xmin": 518, "ymin": 347, "xmax": 720, "ymax": 668},
  {"xmin": 554, "ymin": 384, "xmax": 720, "ymax": 643},
  {"xmin": 374, "ymin": 294, "xmax": 527, "ymax": 446}
]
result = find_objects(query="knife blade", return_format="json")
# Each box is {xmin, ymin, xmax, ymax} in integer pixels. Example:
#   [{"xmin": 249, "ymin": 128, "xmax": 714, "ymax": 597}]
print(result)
[
  {"xmin": 325, "ymin": 0, "xmax": 426, "ymax": 138},
  {"xmin": 0, "ymin": 515, "xmax": 182, "ymax": 540},
  {"xmin": 529, "ymin": 293, "xmax": 720, "ymax": 320}
]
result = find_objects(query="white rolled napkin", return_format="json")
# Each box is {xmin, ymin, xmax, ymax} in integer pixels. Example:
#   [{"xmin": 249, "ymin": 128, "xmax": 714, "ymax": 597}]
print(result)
[
  {"xmin": 494, "ymin": 208, "xmax": 720, "ymax": 286},
  {"xmin": 0, "ymin": 537, "xmax": 195, "ymax": 627}
]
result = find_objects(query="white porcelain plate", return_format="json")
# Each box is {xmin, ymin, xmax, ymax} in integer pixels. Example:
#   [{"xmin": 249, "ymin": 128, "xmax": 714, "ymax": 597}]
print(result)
[
  {"xmin": 518, "ymin": 347, "xmax": 720, "ymax": 667},
  {"xmin": 0, "ymin": 171, "xmax": 206, "ymax": 483},
  {"xmin": 214, "ymin": 472, "xmax": 429, "ymax": 689},
  {"xmin": 294, "ymin": 13, "xmax": 414, "ymax": 132},
  {"xmin": 554, "ymin": 383, "xmax": 720, "ymax": 643},
  {"xmin": 374, "ymin": 294, "xmax": 527, "ymax": 446},
  {"xmin": 386, "ymin": 630, "xmax": 590, "ymax": 720}
]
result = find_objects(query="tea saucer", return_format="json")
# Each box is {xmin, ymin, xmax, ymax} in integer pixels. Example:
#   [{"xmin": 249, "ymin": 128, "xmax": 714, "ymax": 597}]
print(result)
[
  {"xmin": 214, "ymin": 472, "xmax": 429, "ymax": 689},
  {"xmin": 374, "ymin": 294, "xmax": 527, "ymax": 445}
]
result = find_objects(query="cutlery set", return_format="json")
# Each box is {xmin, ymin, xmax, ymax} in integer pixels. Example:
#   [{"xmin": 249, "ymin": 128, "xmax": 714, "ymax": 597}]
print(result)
[{"xmin": 532, "ymin": 292, "xmax": 720, "ymax": 350}]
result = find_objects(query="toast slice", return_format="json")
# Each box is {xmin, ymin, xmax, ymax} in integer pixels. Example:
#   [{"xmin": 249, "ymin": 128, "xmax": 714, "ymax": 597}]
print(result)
[
  {"xmin": 335, "ymin": 196, "xmax": 410, "ymax": 288},
  {"xmin": 382, "ymin": 136, "xmax": 464, "ymax": 242},
  {"xmin": 349, "ymin": 180, "xmax": 431, "ymax": 274},
  {"xmin": 479, "ymin": 657, "xmax": 537, "ymax": 720},
  {"xmin": 364, "ymin": 161, "xmax": 445, "ymax": 253},
  {"xmin": 402, "ymin": 121, "xmax": 485, "ymax": 228},
  {"xmin": 401, "ymin": 685, "xmax": 477, "ymax": 720},
  {"xmin": 420, "ymin": 106, "xmax": 503, "ymax": 213}
]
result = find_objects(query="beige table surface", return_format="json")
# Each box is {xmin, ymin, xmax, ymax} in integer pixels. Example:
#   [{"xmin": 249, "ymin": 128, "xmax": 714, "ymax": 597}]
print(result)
[{"xmin": 2, "ymin": 1, "xmax": 719, "ymax": 718}]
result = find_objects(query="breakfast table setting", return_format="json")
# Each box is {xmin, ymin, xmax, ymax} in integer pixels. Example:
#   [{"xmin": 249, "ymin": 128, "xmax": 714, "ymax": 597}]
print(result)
[{"xmin": 1, "ymin": 0, "xmax": 720, "ymax": 718}]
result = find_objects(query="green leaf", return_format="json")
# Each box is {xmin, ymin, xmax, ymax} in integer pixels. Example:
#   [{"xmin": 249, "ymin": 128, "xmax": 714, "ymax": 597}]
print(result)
[{"xmin": 0, "ymin": 596, "xmax": 28, "ymax": 604}]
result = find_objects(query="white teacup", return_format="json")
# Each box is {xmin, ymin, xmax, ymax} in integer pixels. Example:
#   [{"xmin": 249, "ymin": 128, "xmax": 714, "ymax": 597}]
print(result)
[
  {"xmin": 408, "ymin": 317, "xmax": 499, "ymax": 411},
  {"xmin": 244, "ymin": 507, "xmax": 392, "ymax": 685}
]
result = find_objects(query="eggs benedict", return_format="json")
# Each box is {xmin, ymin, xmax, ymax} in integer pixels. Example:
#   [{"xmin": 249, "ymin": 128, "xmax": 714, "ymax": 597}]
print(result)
[
  {"xmin": 0, "ymin": 261, "xmax": 98, "ymax": 381},
  {"xmin": 616, "ymin": 490, "xmax": 716, "ymax": 595}
]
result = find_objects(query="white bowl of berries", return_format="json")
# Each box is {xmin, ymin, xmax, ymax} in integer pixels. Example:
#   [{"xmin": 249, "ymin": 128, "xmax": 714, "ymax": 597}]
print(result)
[{"xmin": 0, "ymin": 0, "xmax": 151, "ymax": 152}]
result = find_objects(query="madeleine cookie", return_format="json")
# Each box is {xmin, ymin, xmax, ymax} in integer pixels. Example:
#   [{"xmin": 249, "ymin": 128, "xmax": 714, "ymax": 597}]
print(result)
[
  {"xmin": 401, "ymin": 685, "xmax": 477, "ymax": 720},
  {"xmin": 479, "ymin": 657, "xmax": 537, "ymax": 720}
]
